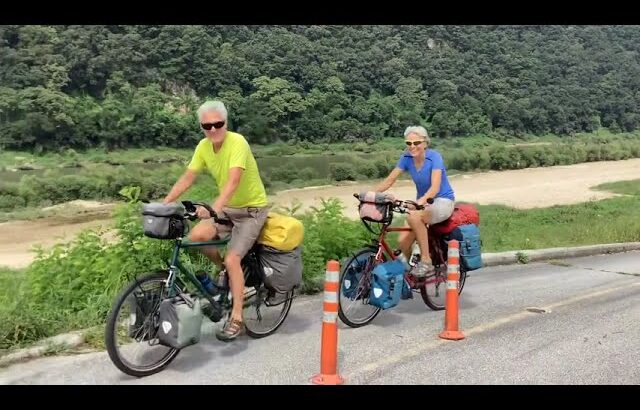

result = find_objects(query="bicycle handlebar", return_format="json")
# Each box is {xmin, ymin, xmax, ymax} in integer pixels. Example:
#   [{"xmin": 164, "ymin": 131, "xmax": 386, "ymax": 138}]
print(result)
[
  {"xmin": 353, "ymin": 193, "xmax": 434, "ymax": 214},
  {"xmin": 181, "ymin": 201, "xmax": 232, "ymax": 225}
]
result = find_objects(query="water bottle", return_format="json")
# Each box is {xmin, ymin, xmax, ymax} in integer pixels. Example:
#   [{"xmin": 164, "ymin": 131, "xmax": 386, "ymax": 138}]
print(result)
[
  {"xmin": 396, "ymin": 252, "xmax": 411, "ymax": 271},
  {"xmin": 410, "ymin": 243, "xmax": 421, "ymax": 267},
  {"xmin": 216, "ymin": 268, "xmax": 229, "ymax": 290},
  {"xmin": 196, "ymin": 271, "xmax": 218, "ymax": 295},
  {"xmin": 394, "ymin": 249, "xmax": 411, "ymax": 272}
]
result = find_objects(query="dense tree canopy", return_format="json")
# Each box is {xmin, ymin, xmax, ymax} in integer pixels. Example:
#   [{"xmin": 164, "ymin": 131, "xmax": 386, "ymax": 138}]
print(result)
[{"xmin": 2, "ymin": 25, "xmax": 640, "ymax": 150}]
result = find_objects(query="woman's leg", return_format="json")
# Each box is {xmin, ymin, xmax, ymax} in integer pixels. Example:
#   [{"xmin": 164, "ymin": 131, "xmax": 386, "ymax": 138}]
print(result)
[{"xmin": 397, "ymin": 220, "xmax": 416, "ymax": 259}]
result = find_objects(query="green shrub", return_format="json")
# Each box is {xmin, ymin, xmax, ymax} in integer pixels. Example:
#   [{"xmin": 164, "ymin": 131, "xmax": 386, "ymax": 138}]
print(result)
[{"xmin": 330, "ymin": 163, "xmax": 358, "ymax": 181}]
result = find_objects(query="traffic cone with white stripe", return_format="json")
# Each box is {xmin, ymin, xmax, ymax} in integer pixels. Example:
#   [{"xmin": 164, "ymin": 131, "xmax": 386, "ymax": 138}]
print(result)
[
  {"xmin": 439, "ymin": 240, "xmax": 466, "ymax": 341},
  {"xmin": 311, "ymin": 260, "xmax": 345, "ymax": 385}
]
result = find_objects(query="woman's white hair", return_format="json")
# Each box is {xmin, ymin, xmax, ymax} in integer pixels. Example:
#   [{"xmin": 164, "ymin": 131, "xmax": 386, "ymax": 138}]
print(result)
[
  {"xmin": 403, "ymin": 125, "xmax": 430, "ymax": 144},
  {"xmin": 197, "ymin": 100, "xmax": 228, "ymax": 122}
]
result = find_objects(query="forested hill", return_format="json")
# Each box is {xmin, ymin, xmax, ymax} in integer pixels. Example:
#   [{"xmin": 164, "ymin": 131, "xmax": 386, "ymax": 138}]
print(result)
[{"xmin": 2, "ymin": 25, "xmax": 640, "ymax": 150}]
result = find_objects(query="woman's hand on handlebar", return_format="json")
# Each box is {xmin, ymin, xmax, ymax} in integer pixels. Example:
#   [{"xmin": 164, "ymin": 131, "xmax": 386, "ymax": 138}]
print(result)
[
  {"xmin": 402, "ymin": 200, "xmax": 425, "ymax": 211},
  {"xmin": 390, "ymin": 199, "xmax": 423, "ymax": 213},
  {"xmin": 403, "ymin": 201, "xmax": 420, "ymax": 211}
]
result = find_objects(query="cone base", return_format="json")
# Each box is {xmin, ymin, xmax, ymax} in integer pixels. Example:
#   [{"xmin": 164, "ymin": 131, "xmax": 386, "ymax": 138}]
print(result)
[
  {"xmin": 311, "ymin": 373, "xmax": 345, "ymax": 385},
  {"xmin": 439, "ymin": 330, "xmax": 465, "ymax": 340}
]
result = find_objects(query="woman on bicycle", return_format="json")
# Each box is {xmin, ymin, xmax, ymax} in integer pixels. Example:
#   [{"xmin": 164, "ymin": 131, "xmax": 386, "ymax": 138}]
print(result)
[{"xmin": 373, "ymin": 125, "xmax": 455, "ymax": 277}]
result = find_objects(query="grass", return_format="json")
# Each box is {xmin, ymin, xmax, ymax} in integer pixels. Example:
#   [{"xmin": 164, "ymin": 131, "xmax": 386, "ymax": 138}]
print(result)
[
  {"xmin": 515, "ymin": 252, "xmax": 531, "ymax": 264},
  {"xmin": 82, "ymin": 326, "xmax": 106, "ymax": 350},
  {"xmin": 0, "ymin": 148, "xmax": 193, "ymax": 170},
  {"xmin": 375, "ymin": 179, "xmax": 640, "ymax": 254},
  {"xmin": 0, "ymin": 267, "xmax": 25, "ymax": 300},
  {"xmin": 0, "ymin": 207, "xmax": 54, "ymax": 223},
  {"xmin": 0, "ymin": 267, "xmax": 27, "ymax": 355},
  {"xmin": 594, "ymin": 179, "xmax": 640, "ymax": 196},
  {"xmin": 478, "ymin": 179, "xmax": 640, "ymax": 252},
  {"xmin": 0, "ymin": 203, "xmax": 116, "ymax": 223}
]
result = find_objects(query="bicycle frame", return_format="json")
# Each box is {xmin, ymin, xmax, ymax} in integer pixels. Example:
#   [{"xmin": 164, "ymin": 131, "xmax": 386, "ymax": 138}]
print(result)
[
  {"xmin": 371, "ymin": 223, "xmax": 448, "ymax": 288},
  {"xmin": 374, "ymin": 225, "xmax": 410, "ymax": 262},
  {"xmin": 374, "ymin": 225, "xmax": 445, "ymax": 262},
  {"xmin": 164, "ymin": 237, "xmax": 231, "ymax": 304}
]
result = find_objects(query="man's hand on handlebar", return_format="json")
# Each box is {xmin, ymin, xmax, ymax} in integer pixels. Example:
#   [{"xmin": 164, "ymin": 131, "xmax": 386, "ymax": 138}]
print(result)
[
  {"xmin": 180, "ymin": 200, "xmax": 231, "ymax": 225},
  {"xmin": 196, "ymin": 206, "xmax": 213, "ymax": 220}
]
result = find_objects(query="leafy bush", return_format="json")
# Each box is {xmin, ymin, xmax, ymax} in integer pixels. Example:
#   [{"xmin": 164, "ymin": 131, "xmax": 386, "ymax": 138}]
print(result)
[
  {"xmin": 355, "ymin": 160, "xmax": 379, "ymax": 179},
  {"xmin": 329, "ymin": 163, "xmax": 358, "ymax": 181},
  {"xmin": 297, "ymin": 198, "xmax": 370, "ymax": 292}
]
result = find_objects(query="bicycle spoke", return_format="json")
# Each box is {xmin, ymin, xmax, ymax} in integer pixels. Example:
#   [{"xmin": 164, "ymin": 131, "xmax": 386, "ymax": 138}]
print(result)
[
  {"xmin": 339, "ymin": 249, "xmax": 382, "ymax": 327},
  {"xmin": 106, "ymin": 273, "xmax": 180, "ymax": 377},
  {"xmin": 243, "ymin": 286, "xmax": 292, "ymax": 337}
]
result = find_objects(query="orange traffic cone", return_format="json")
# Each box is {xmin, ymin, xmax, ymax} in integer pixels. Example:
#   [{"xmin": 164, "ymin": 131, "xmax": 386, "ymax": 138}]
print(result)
[
  {"xmin": 311, "ymin": 260, "xmax": 345, "ymax": 385},
  {"xmin": 439, "ymin": 240, "xmax": 465, "ymax": 341}
]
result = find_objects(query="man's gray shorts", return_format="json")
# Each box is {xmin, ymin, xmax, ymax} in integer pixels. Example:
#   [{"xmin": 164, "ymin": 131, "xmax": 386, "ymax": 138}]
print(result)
[{"xmin": 214, "ymin": 206, "xmax": 269, "ymax": 259}]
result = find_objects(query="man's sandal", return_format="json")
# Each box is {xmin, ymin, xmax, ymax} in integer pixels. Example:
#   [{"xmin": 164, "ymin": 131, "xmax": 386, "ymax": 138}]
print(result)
[{"xmin": 215, "ymin": 318, "xmax": 244, "ymax": 342}]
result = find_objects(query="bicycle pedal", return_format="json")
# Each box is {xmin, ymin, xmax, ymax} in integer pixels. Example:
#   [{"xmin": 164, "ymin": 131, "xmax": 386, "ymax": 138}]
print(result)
[
  {"xmin": 201, "ymin": 300, "xmax": 224, "ymax": 323},
  {"xmin": 243, "ymin": 287, "xmax": 258, "ymax": 299}
]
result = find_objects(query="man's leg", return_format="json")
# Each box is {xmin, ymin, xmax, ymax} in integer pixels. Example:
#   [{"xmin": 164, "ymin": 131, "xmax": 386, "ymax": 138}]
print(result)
[
  {"xmin": 188, "ymin": 220, "xmax": 223, "ymax": 268},
  {"xmin": 216, "ymin": 207, "xmax": 269, "ymax": 341},
  {"xmin": 225, "ymin": 251, "xmax": 244, "ymax": 322}
]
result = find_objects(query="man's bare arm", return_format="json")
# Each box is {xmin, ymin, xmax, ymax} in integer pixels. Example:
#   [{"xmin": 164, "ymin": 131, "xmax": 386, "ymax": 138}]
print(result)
[
  {"xmin": 212, "ymin": 167, "xmax": 243, "ymax": 213},
  {"xmin": 163, "ymin": 169, "xmax": 198, "ymax": 204}
]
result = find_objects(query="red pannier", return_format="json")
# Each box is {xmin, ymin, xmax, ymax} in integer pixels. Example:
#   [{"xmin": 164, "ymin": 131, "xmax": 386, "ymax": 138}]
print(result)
[{"xmin": 430, "ymin": 203, "xmax": 480, "ymax": 236}]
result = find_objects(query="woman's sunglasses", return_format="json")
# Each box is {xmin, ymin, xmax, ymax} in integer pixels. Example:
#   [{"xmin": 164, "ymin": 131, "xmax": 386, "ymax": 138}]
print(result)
[
  {"xmin": 201, "ymin": 121, "xmax": 225, "ymax": 130},
  {"xmin": 405, "ymin": 140, "xmax": 425, "ymax": 147}
]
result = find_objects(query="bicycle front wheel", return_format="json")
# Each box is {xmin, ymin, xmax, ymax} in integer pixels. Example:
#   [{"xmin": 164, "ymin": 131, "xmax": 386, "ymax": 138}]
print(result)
[
  {"xmin": 338, "ymin": 248, "xmax": 383, "ymax": 328},
  {"xmin": 105, "ymin": 271, "xmax": 181, "ymax": 377}
]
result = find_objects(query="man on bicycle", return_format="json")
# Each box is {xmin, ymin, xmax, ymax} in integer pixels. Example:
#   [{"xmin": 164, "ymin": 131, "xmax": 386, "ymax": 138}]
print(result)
[
  {"xmin": 374, "ymin": 125, "xmax": 455, "ymax": 278},
  {"xmin": 163, "ymin": 100, "xmax": 269, "ymax": 342}
]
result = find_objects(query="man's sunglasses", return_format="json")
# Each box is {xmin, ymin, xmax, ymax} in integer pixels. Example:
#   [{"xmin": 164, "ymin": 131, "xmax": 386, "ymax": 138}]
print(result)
[
  {"xmin": 405, "ymin": 140, "xmax": 425, "ymax": 147},
  {"xmin": 201, "ymin": 121, "xmax": 225, "ymax": 130}
]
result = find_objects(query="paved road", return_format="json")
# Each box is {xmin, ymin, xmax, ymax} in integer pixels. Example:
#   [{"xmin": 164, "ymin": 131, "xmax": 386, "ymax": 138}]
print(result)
[{"xmin": 1, "ymin": 251, "xmax": 638, "ymax": 385}]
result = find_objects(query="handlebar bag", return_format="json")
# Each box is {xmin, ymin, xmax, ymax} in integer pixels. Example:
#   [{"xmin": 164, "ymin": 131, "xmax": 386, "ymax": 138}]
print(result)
[{"xmin": 142, "ymin": 202, "xmax": 185, "ymax": 239}]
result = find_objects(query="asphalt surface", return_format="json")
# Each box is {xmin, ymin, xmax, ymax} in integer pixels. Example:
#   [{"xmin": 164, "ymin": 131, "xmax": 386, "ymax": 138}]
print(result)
[{"xmin": 1, "ymin": 251, "xmax": 638, "ymax": 385}]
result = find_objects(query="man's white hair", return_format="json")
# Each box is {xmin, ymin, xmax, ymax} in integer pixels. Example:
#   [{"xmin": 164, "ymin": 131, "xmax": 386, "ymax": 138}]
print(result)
[
  {"xmin": 197, "ymin": 100, "xmax": 228, "ymax": 122},
  {"xmin": 403, "ymin": 126, "xmax": 430, "ymax": 144}
]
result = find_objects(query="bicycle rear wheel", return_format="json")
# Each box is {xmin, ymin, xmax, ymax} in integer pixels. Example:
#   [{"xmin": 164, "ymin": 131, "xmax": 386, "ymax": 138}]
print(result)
[
  {"xmin": 420, "ymin": 265, "xmax": 467, "ymax": 310},
  {"xmin": 105, "ymin": 271, "xmax": 181, "ymax": 377},
  {"xmin": 243, "ymin": 286, "xmax": 294, "ymax": 338},
  {"xmin": 338, "ymin": 248, "xmax": 383, "ymax": 328}
]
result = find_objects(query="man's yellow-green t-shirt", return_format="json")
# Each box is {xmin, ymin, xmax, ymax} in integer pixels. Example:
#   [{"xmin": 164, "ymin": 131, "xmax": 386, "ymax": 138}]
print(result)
[{"xmin": 188, "ymin": 131, "xmax": 267, "ymax": 208}]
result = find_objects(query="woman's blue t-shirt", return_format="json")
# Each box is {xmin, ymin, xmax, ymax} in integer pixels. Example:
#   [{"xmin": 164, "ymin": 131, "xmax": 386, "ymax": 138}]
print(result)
[{"xmin": 396, "ymin": 149, "xmax": 455, "ymax": 201}]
